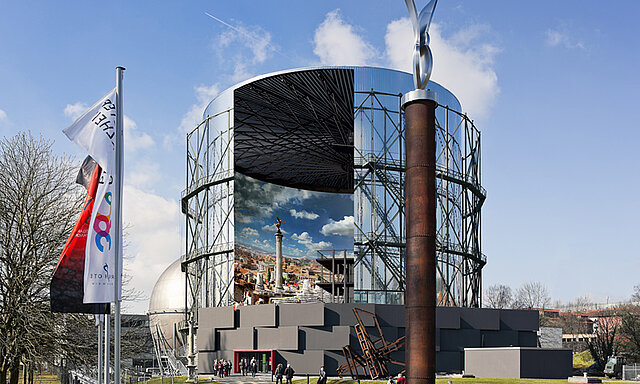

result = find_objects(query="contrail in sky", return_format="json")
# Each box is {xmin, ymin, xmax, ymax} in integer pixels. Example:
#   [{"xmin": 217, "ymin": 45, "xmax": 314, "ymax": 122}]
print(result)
[{"xmin": 204, "ymin": 12, "xmax": 293, "ymax": 61}]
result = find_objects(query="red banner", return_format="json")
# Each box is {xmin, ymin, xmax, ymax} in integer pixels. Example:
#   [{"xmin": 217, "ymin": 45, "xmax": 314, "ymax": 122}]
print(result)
[{"xmin": 50, "ymin": 161, "xmax": 110, "ymax": 314}]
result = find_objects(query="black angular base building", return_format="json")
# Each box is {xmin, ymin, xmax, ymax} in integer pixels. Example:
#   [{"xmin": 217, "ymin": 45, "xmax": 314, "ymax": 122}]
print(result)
[{"xmin": 197, "ymin": 303, "xmax": 539, "ymax": 375}]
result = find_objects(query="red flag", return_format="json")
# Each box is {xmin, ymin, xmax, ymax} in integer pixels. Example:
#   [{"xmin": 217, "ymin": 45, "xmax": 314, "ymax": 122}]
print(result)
[{"xmin": 50, "ymin": 158, "xmax": 109, "ymax": 313}]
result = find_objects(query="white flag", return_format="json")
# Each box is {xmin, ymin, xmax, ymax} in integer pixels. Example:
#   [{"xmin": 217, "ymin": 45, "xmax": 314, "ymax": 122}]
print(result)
[{"xmin": 64, "ymin": 88, "xmax": 122, "ymax": 303}]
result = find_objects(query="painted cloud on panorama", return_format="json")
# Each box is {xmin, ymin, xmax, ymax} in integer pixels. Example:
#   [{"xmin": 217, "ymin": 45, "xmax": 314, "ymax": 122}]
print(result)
[
  {"xmin": 290, "ymin": 209, "xmax": 319, "ymax": 220},
  {"xmin": 235, "ymin": 172, "xmax": 353, "ymax": 258},
  {"xmin": 235, "ymin": 173, "xmax": 322, "ymax": 221},
  {"xmin": 321, "ymin": 216, "xmax": 355, "ymax": 237},
  {"xmin": 291, "ymin": 231, "xmax": 333, "ymax": 253}
]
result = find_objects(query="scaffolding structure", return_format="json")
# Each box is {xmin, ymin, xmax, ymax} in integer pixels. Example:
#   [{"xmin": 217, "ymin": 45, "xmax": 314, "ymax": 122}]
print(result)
[
  {"xmin": 353, "ymin": 89, "xmax": 485, "ymax": 307},
  {"xmin": 181, "ymin": 67, "xmax": 487, "ymax": 326},
  {"xmin": 182, "ymin": 108, "xmax": 235, "ymax": 322}
]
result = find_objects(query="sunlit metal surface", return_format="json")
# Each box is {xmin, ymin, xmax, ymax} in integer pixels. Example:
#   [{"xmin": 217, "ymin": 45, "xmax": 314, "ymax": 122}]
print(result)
[
  {"xmin": 405, "ymin": 0, "xmax": 438, "ymax": 90},
  {"xmin": 148, "ymin": 258, "xmax": 187, "ymax": 374},
  {"xmin": 149, "ymin": 258, "xmax": 186, "ymax": 313}
]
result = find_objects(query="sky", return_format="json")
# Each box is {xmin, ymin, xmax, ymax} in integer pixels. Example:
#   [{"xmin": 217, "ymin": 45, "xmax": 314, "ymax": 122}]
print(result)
[{"xmin": 0, "ymin": 1, "xmax": 639, "ymax": 313}]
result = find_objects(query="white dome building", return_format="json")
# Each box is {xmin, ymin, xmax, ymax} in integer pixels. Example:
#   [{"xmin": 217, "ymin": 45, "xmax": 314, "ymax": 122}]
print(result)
[{"xmin": 148, "ymin": 258, "xmax": 188, "ymax": 374}]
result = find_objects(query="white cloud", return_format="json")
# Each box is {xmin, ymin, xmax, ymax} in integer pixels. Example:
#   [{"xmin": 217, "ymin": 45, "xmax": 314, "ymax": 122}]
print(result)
[
  {"xmin": 289, "ymin": 209, "xmax": 319, "ymax": 220},
  {"xmin": 165, "ymin": 84, "xmax": 220, "ymax": 150},
  {"xmin": 240, "ymin": 227, "xmax": 259, "ymax": 238},
  {"xmin": 218, "ymin": 22, "xmax": 272, "ymax": 65},
  {"xmin": 124, "ymin": 116, "xmax": 154, "ymax": 153},
  {"xmin": 313, "ymin": 9, "xmax": 377, "ymax": 66},
  {"xmin": 214, "ymin": 19, "xmax": 275, "ymax": 83},
  {"xmin": 0, "ymin": 108, "xmax": 7, "ymax": 121},
  {"xmin": 545, "ymin": 29, "xmax": 586, "ymax": 50},
  {"xmin": 179, "ymin": 84, "xmax": 220, "ymax": 135},
  {"xmin": 385, "ymin": 19, "xmax": 500, "ymax": 119},
  {"xmin": 64, "ymin": 102, "xmax": 88, "ymax": 120},
  {"xmin": 321, "ymin": 216, "xmax": 354, "ymax": 237},
  {"xmin": 122, "ymin": 185, "xmax": 182, "ymax": 313},
  {"xmin": 128, "ymin": 160, "xmax": 161, "ymax": 189},
  {"xmin": 291, "ymin": 231, "xmax": 332, "ymax": 252}
]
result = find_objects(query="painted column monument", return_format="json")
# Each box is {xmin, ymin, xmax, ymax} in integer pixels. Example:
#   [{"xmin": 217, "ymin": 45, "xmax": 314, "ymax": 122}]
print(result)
[{"xmin": 275, "ymin": 217, "xmax": 284, "ymax": 291}]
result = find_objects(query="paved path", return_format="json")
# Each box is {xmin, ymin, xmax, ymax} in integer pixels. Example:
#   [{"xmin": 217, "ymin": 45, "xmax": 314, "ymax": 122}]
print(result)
[{"xmin": 199, "ymin": 373, "xmax": 283, "ymax": 383}]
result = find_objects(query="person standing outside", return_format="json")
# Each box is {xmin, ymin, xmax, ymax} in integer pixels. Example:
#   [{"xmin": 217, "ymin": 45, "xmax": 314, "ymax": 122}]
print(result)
[
  {"xmin": 317, "ymin": 366, "xmax": 327, "ymax": 384},
  {"xmin": 250, "ymin": 357, "xmax": 257, "ymax": 377},
  {"xmin": 284, "ymin": 364, "xmax": 295, "ymax": 384},
  {"xmin": 274, "ymin": 363, "xmax": 284, "ymax": 384}
]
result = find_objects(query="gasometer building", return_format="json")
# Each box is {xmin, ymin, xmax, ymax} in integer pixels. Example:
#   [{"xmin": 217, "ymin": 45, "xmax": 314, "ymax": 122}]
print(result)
[{"xmin": 152, "ymin": 66, "xmax": 531, "ymax": 376}]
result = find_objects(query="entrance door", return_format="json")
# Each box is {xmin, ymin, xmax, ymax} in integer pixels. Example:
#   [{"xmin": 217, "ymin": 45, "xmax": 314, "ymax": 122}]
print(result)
[{"xmin": 233, "ymin": 350, "xmax": 275, "ymax": 374}]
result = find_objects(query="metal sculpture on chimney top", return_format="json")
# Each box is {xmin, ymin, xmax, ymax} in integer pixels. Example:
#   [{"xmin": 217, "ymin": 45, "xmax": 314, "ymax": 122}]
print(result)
[{"xmin": 404, "ymin": 0, "xmax": 438, "ymax": 90}]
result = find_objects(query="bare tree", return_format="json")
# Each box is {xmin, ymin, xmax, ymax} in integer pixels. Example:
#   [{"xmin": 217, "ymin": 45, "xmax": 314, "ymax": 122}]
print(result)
[
  {"xmin": 631, "ymin": 285, "xmax": 640, "ymax": 302},
  {"xmin": 619, "ymin": 305, "xmax": 640, "ymax": 362},
  {"xmin": 587, "ymin": 310, "xmax": 618, "ymax": 370},
  {"xmin": 514, "ymin": 281, "xmax": 551, "ymax": 310},
  {"xmin": 484, "ymin": 284, "xmax": 513, "ymax": 309},
  {"xmin": 0, "ymin": 133, "xmax": 79, "ymax": 384},
  {"xmin": 570, "ymin": 294, "xmax": 593, "ymax": 312}
]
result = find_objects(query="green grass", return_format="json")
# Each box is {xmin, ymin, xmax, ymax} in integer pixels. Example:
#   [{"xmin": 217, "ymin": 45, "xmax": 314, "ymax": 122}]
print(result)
[
  {"xmin": 434, "ymin": 379, "xmax": 567, "ymax": 383},
  {"xmin": 144, "ymin": 377, "xmax": 230, "ymax": 384},
  {"xmin": 144, "ymin": 377, "xmax": 190, "ymax": 384},
  {"xmin": 15, "ymin": 372, "xmax": 62, "ymax": 384},
  {"xmin": 573, "ymin": 350, "xmax": 594, "ymax": 369},
  {"xmin": 148, "ymin": 375, "xmax": 620, "ymax": 384},
  {"xmin": 292, "ymin": 379, "xmax": 575, "ymax": 384}
]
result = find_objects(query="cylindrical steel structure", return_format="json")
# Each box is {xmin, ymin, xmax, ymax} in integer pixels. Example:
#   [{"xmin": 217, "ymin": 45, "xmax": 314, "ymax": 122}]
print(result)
[{"xmin": 403, "ymin": 98, "xmax": 437, "ymax": 384}]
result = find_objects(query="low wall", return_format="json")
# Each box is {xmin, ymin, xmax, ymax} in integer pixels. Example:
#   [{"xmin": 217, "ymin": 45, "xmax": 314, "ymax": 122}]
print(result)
[{"xmin": 464, "ymin": 347, "xmax": 572, "ymax": 379}]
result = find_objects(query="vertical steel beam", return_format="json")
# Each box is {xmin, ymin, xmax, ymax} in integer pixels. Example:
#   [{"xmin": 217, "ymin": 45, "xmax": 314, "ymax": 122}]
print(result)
[{"xmin": 403, "ymin": 94, "xmax": 437, "ymax": 384}]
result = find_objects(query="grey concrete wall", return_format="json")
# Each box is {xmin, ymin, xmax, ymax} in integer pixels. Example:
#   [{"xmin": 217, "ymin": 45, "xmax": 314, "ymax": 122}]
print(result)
[
  {"xmin": 300, "ymin": 326, "xmax": 349, "ymax": 350},
  {"xmin": 197, "ymin": 327, "xmax": 216, "ymax": 351},
  {"xmin": 325, "ymin": 303, "xmax": 375, "ymax": 326},
  {"xmin": 500, "ymin": 309, "xmax": 539, "ymax": 331},
  {"xmin": 280, "ymin": 303, "xmax": 324, "ymax": 326},
  {"xmin": 518, "ymin": 330, "xmax": 538, "ymax": 347},
  {"xmin": 464, "ymin": 348, "xmax": 521, "ymax": 378},
  {"xmin": 520, "ymin": 348, "xmax": 572, "ymax": 379},
  {"xmin": 464, "ymin": 347, "xmax": 572, "ymax": 379},
  {"xmin": 239, "ymin": 304, "xmax": 276, "ymax": 328},
  {"xmin": 436, "ymin": 307, "xmax": 460, "ymax": 329},
  {"xmin": 481, "ymin": 330, "xmax": 518, "ymax": 347},
  {"xmin": 375, "ymin": 304, "xmax": 406, "ymax": 327},
  {"xmin": 199, "ymin": 306, "xmax": 235, "ymax": 329},
  {"xmin": 257, "ymin": 326, "xmax": 298, "ymax": 350},
  {"xmin": 323, "ymin": 350, "xmax": 347, "ymax": 375},
  {"xmin": 460, "ymin": 308, "xmax": 499, "ymax": 330},
  {"xmin": 440, "ymin": 329, "xmax": 481, "ymax": 351},
  {"xmin": 437, "ymin": 351, "xmax": 463, "ymax": 373},
  {"xmin": 218, "ymin": 328, "xmax": 253, "ymax": 350},
  {"xmin": 277, "ymin": 350, "xmax": 324, "ymax": 373}
]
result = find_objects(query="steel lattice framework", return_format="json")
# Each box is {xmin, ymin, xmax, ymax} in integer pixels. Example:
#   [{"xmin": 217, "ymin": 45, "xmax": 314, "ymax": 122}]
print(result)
[
  {"xmin": 181, "ymin": 67, "xmax": 486, "ymax": 323},
  {"xmin": 352, "ymin": 89, "xmax": 485, "ymax": 307}
]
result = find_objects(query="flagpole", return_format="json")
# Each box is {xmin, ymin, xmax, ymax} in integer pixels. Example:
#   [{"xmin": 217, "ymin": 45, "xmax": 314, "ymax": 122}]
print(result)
[
  {"xmin": 98, "ymin": 316, "xmax": 103, "ymax": 384},
  {"xmin": 104, "ymin": 315, "xmax": 110, "ymax": 384},
  {"xmin": 114, "ymin": 66, "xmax": 125, "ymax": 384}
]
